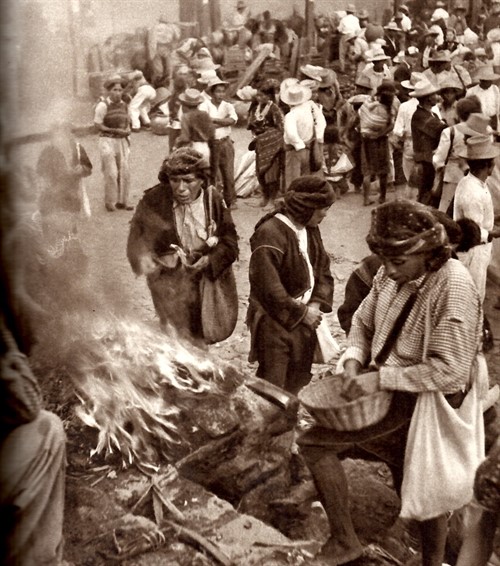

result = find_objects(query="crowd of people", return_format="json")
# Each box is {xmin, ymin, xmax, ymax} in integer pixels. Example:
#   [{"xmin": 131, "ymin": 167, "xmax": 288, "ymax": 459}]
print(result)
[{"xmin": 3, "ymin": 1, "xmax": 500, "ymax": 565}]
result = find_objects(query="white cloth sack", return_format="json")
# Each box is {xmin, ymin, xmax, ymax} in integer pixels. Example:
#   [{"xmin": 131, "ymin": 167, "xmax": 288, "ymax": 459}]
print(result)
[
  {"xmin": 400, "ymin": 353, "xmax": 486, "ymax": 521},
  {"xmin": 314, "ymin": 317, "xmax": 340, "ymax": 363},
  {"xmin": 235, "ymin": 150, "xmax": 260, "ymax": 198}
]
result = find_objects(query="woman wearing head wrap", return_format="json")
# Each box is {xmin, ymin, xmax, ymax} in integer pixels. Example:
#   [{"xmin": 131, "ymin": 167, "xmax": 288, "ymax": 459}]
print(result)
[
  {"xmin": 298, "ymin": 199, "xmax": 483, "ymax": 566},
  {"xmin": 127, "ymin": 148, "xmax": 239, "ymax": 341},
  {"xmin": 247, "ymin": 175, "xmax": 335, "ymax": 394}
]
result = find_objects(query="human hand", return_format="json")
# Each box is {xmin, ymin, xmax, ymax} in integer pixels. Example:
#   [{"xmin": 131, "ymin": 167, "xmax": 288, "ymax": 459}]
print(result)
[
  {"xmin": 341, "ymin": 372, "xmax": 380, "ymax": 402},
  {"xmin": 139, "ymin": 255, "xmax": 158, "ymax": 275},
  {"xmin": 343, "ymin": 359, "xmax": 362, "ymax": 379},
  {"xmin": 303, "ymin": 306, "xmax": 322, "ymax": 329},
  {"xmin": 189, "ymin": 255, "xmax": 210, "ymax": 272}
]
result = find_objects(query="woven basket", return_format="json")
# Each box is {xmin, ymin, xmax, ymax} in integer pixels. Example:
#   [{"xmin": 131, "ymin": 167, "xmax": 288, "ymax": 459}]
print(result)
[{"xmin": 298, "ymin": 373, "xmax": 393, "ymax": 431}]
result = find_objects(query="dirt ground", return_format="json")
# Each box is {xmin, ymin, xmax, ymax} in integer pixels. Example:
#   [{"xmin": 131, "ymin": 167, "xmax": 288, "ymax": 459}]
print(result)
[{"xmin": 14, "ymin": 113, "xmax": 500, "ymax": 565}]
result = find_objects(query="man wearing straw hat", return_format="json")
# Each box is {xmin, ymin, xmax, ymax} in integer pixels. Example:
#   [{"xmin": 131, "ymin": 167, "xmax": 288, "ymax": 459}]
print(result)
[
  {"xmin": 410, "ymin": 78, "xmax": 447, "ymax": 204},
  {"xmin": 466, "ymin": 66, "xmax": 500, "ymax": 130},
  {"xmin": 298, "ymin": 199, "xmax": 483, "ymax": 566},
  {"xmin": 199, "ymin": 77, "xmax": 238, "ymax": 208},
  {"xmin": 281, "ymin": 82, "xmax": 326, "ymax": 188},
  {"xmin": 453, "ymin": 121, "xmax": 500, "ymax": 301}
]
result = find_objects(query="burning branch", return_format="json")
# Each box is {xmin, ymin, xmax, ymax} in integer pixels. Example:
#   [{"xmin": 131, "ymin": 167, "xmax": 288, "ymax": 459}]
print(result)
[{"xmin": 62, "ymin": 315, "xmax": 227, "ymax": 467}]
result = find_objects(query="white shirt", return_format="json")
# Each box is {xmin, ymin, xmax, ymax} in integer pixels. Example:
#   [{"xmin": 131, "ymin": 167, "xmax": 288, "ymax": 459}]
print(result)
[
  {"xmin": 466, "ymin": 84, "xmax": 500, "ymax": 119},
  {"xmin": 275, "ymin": 213, "xmax": 314, "ymax": 304},
  {"xmin": 173, "ymin": 191, "xmax": 207, "ymax": 254},
  {"xmin": 454, "ymin": 172, "xmax": 494, "ymax": 242},
  {"xmin": 338, "ymin": 13, "xmax": 361, "ymax": 35},
  {"xmin": 393, "ymin": 98, "xmax": 419, "ymax": 158},
  {"xmin": 432, "ymin": 125, "xmax": 467, "ymax": 183},
  {"xmin": 199, "ymin": 98, "xmax": 237, "ymax": 139},
  {"xmin": 283, "ymin": 100, "xmax": 326, "ymax": 150}
]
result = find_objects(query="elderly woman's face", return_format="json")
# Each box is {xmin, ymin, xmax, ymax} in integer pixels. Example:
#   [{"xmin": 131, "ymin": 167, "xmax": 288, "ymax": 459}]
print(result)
[
  {"xmin": 381, "ymin": 253, "xmax": 428, "ymax": 285},
  {"xmin": 170, "ymin": 173, "xmax": 204, "ymax": 204}
]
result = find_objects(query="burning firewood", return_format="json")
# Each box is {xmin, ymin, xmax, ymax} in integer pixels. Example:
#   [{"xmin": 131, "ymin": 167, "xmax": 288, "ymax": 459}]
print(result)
[{"xmin": 57, "ymin": 315, "xmax": 232, "ymax": 468}]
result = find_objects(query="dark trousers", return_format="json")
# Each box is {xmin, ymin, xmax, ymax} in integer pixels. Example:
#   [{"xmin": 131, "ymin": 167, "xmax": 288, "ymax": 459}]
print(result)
[
  {"xmin": 254, "ymin": 313, "xmax": 316, "ymax": 395},
  {"xmin": 211, "ymin": 137, "xmax": 236, "ymax": 206}
]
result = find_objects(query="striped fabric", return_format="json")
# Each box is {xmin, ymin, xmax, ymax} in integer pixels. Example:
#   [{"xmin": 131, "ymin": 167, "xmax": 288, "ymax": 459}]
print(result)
[{"xmin": 344, "ymin": 258, "xmax": 482, "ymax": 394}]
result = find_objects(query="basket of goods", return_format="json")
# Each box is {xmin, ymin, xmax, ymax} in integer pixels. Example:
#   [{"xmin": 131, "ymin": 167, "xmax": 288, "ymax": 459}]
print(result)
[{"xmin": 298, "ymin": 372, "xmax": 393, "ymax": 431}]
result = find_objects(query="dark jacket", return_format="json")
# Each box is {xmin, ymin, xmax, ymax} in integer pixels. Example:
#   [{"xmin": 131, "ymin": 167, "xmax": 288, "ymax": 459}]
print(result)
[
  {"xmin": 247, "ymin": 210, "xmax": 333, "ymax": 332},
  {"xmin": 127, "ymin": 182, "xmax": 238, "ymax": 281},
  {"xmin": 411, "ymin": 105, "xmax": 446, "ymax": 163}
]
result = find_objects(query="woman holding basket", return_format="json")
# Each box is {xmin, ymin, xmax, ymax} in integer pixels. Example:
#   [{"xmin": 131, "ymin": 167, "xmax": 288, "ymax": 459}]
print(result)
[{"xmin": 298, "ymin": 200, "xmax": 485, "ymax": 566}]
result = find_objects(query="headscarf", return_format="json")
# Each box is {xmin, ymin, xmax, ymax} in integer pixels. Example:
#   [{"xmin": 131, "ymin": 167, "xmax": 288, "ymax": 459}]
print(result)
[
  {"xmin": 283, "ymin": 176, "xmax": 336, "ymax": 225},
  {"xmin": 158, "ymin": 147, "xmax": 209, "ymax": 183},
  {"xmin": 366, "ymin": 199, "xmax": 449, "ymax": 257}
]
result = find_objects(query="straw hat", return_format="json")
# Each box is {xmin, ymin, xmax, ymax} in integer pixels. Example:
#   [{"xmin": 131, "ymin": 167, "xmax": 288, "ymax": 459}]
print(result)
[
  {"xmin": 358, "ymin": 9, "xmax": 369, "ymax": 19},
  {"xmin": 345, "ymin": 3, "xmax": 356, "ymax": 13},
  {"xmin": 300, "ymin": 79, "xmax": 320, "ymax": 92},
  {"xmin": 279, "ymin": 77, "xmax": 300, "ymax": 99},
  {"xmin": 197, "ymin": 69, "xmax": 219, "ymax": 84},
  {"xmin": 409, "ymin": 79, "xmax": 441, "ymax": 98},
  {"xmin": 428, "ymin": 50, "xmax": 452, "ymax": 63},
  {"xmin": 456, "ymin": 135, "xmax": 500, "ymax": 160},
  {"xmin": 474, "ymin": 66, "xmax": 500, "ymax": 82},
  {"xmin": 206, "ymin": 77, "xmax": 229, "ymax": 90},
  {"xmin": 280, "ymin": 83, "xmax": 312, "ymax": 106},
  {"xmin": 104, "ymin": 74, "xmax": 128, "ymax": 90},
  {"xmin": 438, "ymin": 75, "xmax": 463, "ymax": 91},
  {"xmin": 401, "ymin": 72, "xmax": 426, "ymax": 89},
  {"xmin": 456, "ymin": 113, "xmax": 494, "ymax": 137},
  {"xmin": 384, "ymin": 22, "xmax": 403, "ymax": 33},
  {"xmin": 178, "ymin": 88, "xmax": 204, "ymax": 107},
  {"xmin": 369, "ymin": 51, "xmax": 390, "ymax": 62},
  {"xmin": 300, "ymin": 64, "xmax": 325, "ymax": 80}
]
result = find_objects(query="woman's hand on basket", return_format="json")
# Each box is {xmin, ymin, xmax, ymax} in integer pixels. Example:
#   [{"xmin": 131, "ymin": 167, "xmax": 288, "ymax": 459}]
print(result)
[{"xmin": 341, "ymin": 371, "xmax": 380, "ymax": 402}]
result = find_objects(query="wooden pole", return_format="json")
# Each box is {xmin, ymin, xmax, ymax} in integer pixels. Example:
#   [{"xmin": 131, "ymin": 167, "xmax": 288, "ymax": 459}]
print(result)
[
  {"xmin": 305, "ymin": 0, "xmax": 315, "ymax": 44},
  {"xmin": 199, "ymin": 0, "xmax": 210, "ymax": 36}
]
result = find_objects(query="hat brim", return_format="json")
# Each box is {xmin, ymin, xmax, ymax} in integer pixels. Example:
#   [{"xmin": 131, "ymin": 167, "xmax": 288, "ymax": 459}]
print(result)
[
  {"xmin": 281, "ymin": 89, "xmax": 312, "ymax": 106},
  {"xmin": 104, "ymin": 77, "xmax": 128, "ymax": 89},
  {"xmin": 455, "ymin": 122, "xmax": 493, "ymax": 137},
  {"xmin": 456, "ymin": 146, "xmax": 500, "ymax": 160},
  {"xmin": 207, "ymin": 80, "xmax": 229, "ymax": 90},
  {"xmin": 409, "ymin": 86, "xmax": 441, "ymax": 98}
]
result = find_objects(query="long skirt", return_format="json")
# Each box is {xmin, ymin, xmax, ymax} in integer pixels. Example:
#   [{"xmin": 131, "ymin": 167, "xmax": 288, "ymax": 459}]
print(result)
[{"xmin": 361, "ymin": 136, "xmax": 390, "ymax": 177}]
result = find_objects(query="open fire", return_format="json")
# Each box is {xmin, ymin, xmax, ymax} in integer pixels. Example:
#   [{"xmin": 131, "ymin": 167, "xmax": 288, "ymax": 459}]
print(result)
[{"xmin": 63, "ymin": 315, "xmax": 228, "ymax": 468}]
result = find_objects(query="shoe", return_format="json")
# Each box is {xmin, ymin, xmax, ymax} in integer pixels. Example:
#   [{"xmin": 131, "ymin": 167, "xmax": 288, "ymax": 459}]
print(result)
[
  {"xmin": 363, "ymin": 197, "xmax": 375, "ymax": 206},
  {"xmin": 378, "ymin": 196, "xmax": 386, "ymax": 204},
  {"xmin": 115, "ymin": 203, "xmax": 125, "ymax": 209},
  {"xmin": 131, "ymin": 128, "xmax": 141, "ymax": 133},
  {"xmin": 125, "ymin": 205, "xmax": 134, "ymax": 211},
  {"xmin": 105, "ymin": 203, "xmax": 116, "ymax": 212},
  {"xmin": 142, "ymin": 124, "xmax": 151, "ymax": 130}
]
